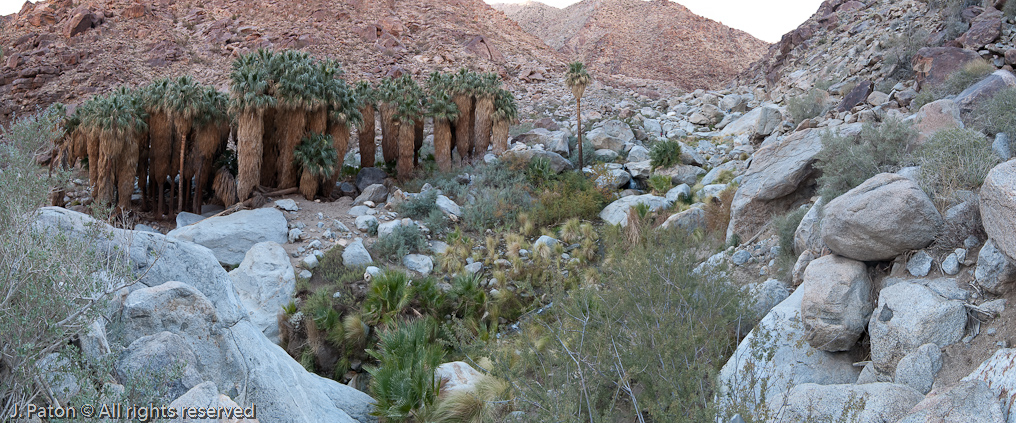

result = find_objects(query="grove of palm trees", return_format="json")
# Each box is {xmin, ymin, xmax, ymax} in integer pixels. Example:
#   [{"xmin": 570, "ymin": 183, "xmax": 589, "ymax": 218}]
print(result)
[{"xmin": 50, "ymin": 49, "xmax": 517, "ymax": 218}]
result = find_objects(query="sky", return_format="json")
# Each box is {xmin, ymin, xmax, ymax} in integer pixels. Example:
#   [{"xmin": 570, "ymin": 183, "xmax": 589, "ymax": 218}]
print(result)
[
  {"xmin": 488, "ymin": 0, "xmax": 826, "ymax": 43},
  {"xmin": 0, "ymin": 0, "xmax": 822, "ymax": 43}
]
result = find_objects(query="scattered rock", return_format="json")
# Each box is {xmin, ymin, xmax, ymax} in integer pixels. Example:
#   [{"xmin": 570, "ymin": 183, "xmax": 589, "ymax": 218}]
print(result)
[
  {"xmin": 275, "ymin": 199, "xmax": 299, "ymax": 212},
  {"xmin": 837, "ymin": 80, "xmax": 873, "ymax": 112},
  {"xmin": 906, "ymin": 99, "xmax": 963, "ymax": 145},
  {"xmin": 436, "ymin": 195, "xmax": 462, "ymax": 217},
  {"xmin": 342, "ymin": 239, "xmax": 373, "ymax": 267},
  {"xmin": 354, "ymin": 215, "xmax": 378, "ymax": 232},
  {"xmin": 599, "ymin": 194, "xmax": 673, "ymax": 226},
  {"xmin": 908, "ymin": 250, "xmax": 933, "ymax": 277},
  {"xmin": 956, "ymin": 7, "xmax": 1002, "ymax": 50},
  {"xmin": 665, "ymin": 184, "xmax": 691, "ymax": 203},
  {"xmin": 353, "ymin": 184, "xmax": 388, "ymax": 205},
  {"xmin": 975, "ymin": 238, "xmax": 1016, "ymax": 294},
  {"xmin": 167, "ymin": 207, "xmax": 289, "ymax": 267},
  {"xmin": 435, "ymin": 361, "xmax": 485, "ymax": 397},
  {"xmin": 732, "ymin": 250, "xmax": 752, "ymax": 265},
  {"xmin": 402, "ymin": 254, "xmax": 434, "ymax": 275},
  {"xmin": 502, "ymin": 149, "xmax": 574, "ymax": 173},
  {"xmin": 660, "ymin": 207, "xmax": 705, "ymax": 233}
]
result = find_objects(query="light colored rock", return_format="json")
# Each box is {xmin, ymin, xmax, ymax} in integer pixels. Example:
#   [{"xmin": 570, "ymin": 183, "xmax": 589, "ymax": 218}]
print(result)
[
  {"xmin": 755, "ymin": 105, "xmax": 783, "ymax": 137},
  {"xmin": 115, "ymin": 331, "xmax": 204, "ymax": 402},
  {"xmin": 962, "ymin": 348, "xmax": 1016, "ymax": 423},
  {"xmin": 955, "ymin": 70, "xmax": 1016, "ymax": 113},
  {"xmin": 533, "ymin": 235, "xmax": 559, "ymax": 249},
  {"xmin": 743, "ymin": 278, "xmax": 789, "ymax": 318},
  {"xmin": 354, "ymin": 215, "xmax": 378, "ymax": 232},
  {"xmin": 377, "ymin": 219, "xmax": 405, "ymax": 238},
  {"xmin": 402, "ymin": 254, "xmax": 434, "ymax": 275},
  {"xmin": 701, "ymin": 161, "xmax": 739, "ymax": 185},
  {"xmin": 906, "ymin": 99, "xmax": 964, "ymax": 145},
  {"xmin": 435, "ymin": 361, "xmax": 485, "ymax": 397},
  {"xmin": 228, "ymin": 242, "xmax": 296, "ymax": 343},
  {"xmin": 665, "ymin": 184, "xmax": 691, "ymax": 203},
  {"xmin": 895, "ymin": 343, "xmax": 942, "ymax": 395},
  {"xmin": 867, "ymin": 90, "xmax": 890, "ymax": 106},
  {"xmin": 347, "ymin": 205, "xmax": 376, "ymax": 217},
  {"xmin": 587, "ymin": 127, "xmax": 625, "ymax": 151},
  {"xmin": 994, "ymin": 133, "xmax": 1012, "ymax": 160},
  {"xmin": 660, "ymin": 207, "xmax": 705, "ymax": 233},
  {"xmin": 794, "ymin": 200, "xmax": 825, "ymax": 255},
  {"xmin": 821, "ymin": 173, "xmax": 943, "ymax": 261},
  {"xmin": 176, "ymin": 211, "xmax": 205, "ymax": 227},
  {"xmin": 898, "ymin": 379, "xmax": 1005, "ymax": 423},
  {"xmin": 342, "ymin": 239, "xmax": 373, "ymax": 267},
  {"xmin": 908, "ymin": 250, "xmax": 934, "ymax": 277},
  {"xmin": 275, "ymin": 199, "xmax": 299, "ymax": 212},
  {"xmin": 661, "ymin": 164, "xmax": 705, "ymax": 186},
  {"xmin": 717, "ymin": 288, "xmax": 861, "ymax": 414},
  {"xmin": 627, "ymin": 145, "xmax": 650, "ymax": 162},
  {"xmin": 942, "ymin": 253, "xmax": 960, "ymax": 275},
  {"xmin": 780, "ymin": 382, "xmax": 924, "ymax": 423},
  {"xmin": 975, "ymin": 238, "xmax": 1016, "ymax": 294},
  {"xmin": 436, "ymin": 195, "xmax": 462, "ymax": 217},
  {"xmin": 869, "ymin": 281, "xmax": 966, "ymax": 374},
  {"xmin": 167, "ymin": 208, "xmax": 289, "ymax": 267},
  {"xmin": 594, "ymin": 148, "xmax": 619, "ymax": 161},
  {"xmin": 625, "ymin": 160, "xmax": 652, "ymax": 179},
  {"xmin": 732, "ymin": 250, "xmax": 751, "ymax": 265},
  {"xmin": 289, "ymin": 228, "xmax": 303, "ymax": 243},
  {"xmin": 464, "ymin": 262, "xmax": 482, "ymax": 275},
  {"xmin": 981, "ymin": 161, "xmax": 1016, "ymax": 261},
  {"xmin": 698, "ymin": 183, "xmax": 728, "ymax": 199},
  {"xmin": 599, "ymin": 194, "xmax": 673, "ymax": 227},
  {"xmin": 791, "ymin": 249, "xmax": 819, "ymax": 287},
  {"xmin": 169, "ymin": 382, "xmax": 258, "ymax": 423},
  {"xmin": 602, "ymin": 120, "xmax": 635, "ymax": 144},
  {"xmin": 801, "ymin": 255, "xmax": 873, "ymax": 351},
  {"xmin": 353, "ymin": 184, "xmax": 388, "ymax": 205},
  {"xmin": 302, "ymin": 254, "xmax": 319, "ymax": 270},
  {"xmin": 547, "ymin": 131, "xmax": 570, "ymax": 156},
  {"xmin": 502, "ymin": 149, "xmax": 574, "ymax": 173},
  {"xmin": 595, "ymin": 168, "xmax": 632, "ymax": 190}
]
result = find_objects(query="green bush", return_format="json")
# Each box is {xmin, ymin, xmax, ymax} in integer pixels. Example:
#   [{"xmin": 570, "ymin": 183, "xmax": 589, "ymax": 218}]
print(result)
[
  {"xmin": 365, "ymin": 318, "xmax": 445, "ymax": 422},
  {"xmin": 364, "ymin": 270, "xmax": 412, "ymax": 326},
  {"xmin": 462, "ymin": 161, "xmax": 531, "ymax": 232},
  {"xmin": 529, "ymin": 171, "xmax": 608, "ymax": 227},
  {"xmin": 881, "ymin": 24, "xmax": 931, "ymax": 81},
  {"xmin": 916, "ymin": 127, "xmax": 999, "ymax": 203},
  {"xmin": 373, "ymin": 224, "xmax": 427, "ymax": 263},
  {"xmin": 787, "ymin": 88, "xmax": 828, "ymax": 125},
  {"xmin": 650, "ymin": 139, "xmax": 682, "ymax": 169},
  {"xmin": 973, "ymin": 86, "xmax": 1016, "ymax": 136},
  {"xmin": 815, "ymin": 118, "xmax": 916, "ymax": 200},
  {"xmin": 499, "ymin": 229, "xmax": 748, "ymax": 421},
  {"xmin": 773, "ymin": 207, "xmax": 808, "ymax": 258},
  {"xmin": 647, "ymin": 174, "xmax": 672, "ymax": 194},
  {"xmin": 397, "ymin": 189, "xmax": 438, "ymax": 220},
  {"xmin": 912, "ymin": 60, "xmax": 994, "ymax": 109}
]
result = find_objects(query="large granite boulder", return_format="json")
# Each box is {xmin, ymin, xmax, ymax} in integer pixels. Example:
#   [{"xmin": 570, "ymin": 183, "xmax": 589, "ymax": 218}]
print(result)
[
  {"xmin": 961, "ymin": 348, "xmax": 1016, "ymax": 423},
  {"xmin": 955, "ymin": 70, "xmax": 1016, "ymax": 114},
  {"xmin": 502, "ymin": 149, "xmax": 574, "ymax": 173},
  {"xmin": 167, "ymin": 207, "xmax": 289, "ymax": 267},
  {"xmin": 898, "ymin": 380, "xmax": 1005, "ymax": 423},
  {"xmin": 980, "ymin": 160, "xmax": 1016, "ymax": 261},
  {"xmin": 868, "ymin": 281, "xmax": 966, "ymax": 375},
  {"xmin": 905, "ymin": 99, "xmax": 963, "ymax": 146},
  {"xmin": 911, "ymin": 47, "xmax": 985, "ymax": 89},
  {"xmin": 780, "ymin": 382, "xmax": 924, "ymax": 423},
  {"xmin": 821, "ymin": 173, "xmax": 943, "ymax": 261},
  {"xmin": 599, "ymin": 194, "xmax": 673, "ymax": 227},
  {"xmin": 228, "ymin": 241, "xmax": 296, "ymax": 343},
  {"xmin": 800, "ymin": 255, "xmax": 873, "ymax": 352}
]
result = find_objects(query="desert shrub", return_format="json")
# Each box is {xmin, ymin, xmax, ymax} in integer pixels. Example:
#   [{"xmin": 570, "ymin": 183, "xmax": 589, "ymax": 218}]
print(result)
[
  {"xmin": 397, "ymin": 189, "xmax": 438, "ymax": 220},
  {"xmin": 363, "ymin": 270, "xmax": 413, "ymax": 326},
  {"xmin": 912, "ymin": 60, "xmax": 995, "ymax": 109},
  {"xmin": 647, "ymin": 174, "xmax": 672, "ymax": 194},
  {"xmin": 366, "ymin": 318, "xmax": 445, "ymax": 423},
  {"xmin": 773, "ymin": 206, "xmax": 808, "ymax": 258},
  {"xmin": 317, "ymin": 246, "xmax": 367, "ymax": 287},
  {"xmin": 972, "ymin": 86, "xmax": 1016, "ymax": 136},
  {"xmin": 705, "ymin": 185, "xmax": 737, "ymax": 234},
  {"xmin": 650, "ymin": 139, "xmax": 682, "ymax": 169},
  {"xmin": 815, "ymin": 118, "xmax": 916, "ymax": 200},
  {"xmin": 463, "ymin": 161, "xmax": 531, "ymax": 232},
  {"xmin": 373, "ymin": 224, "xmax": 427, "ymax": 263},
  {"xmin": 881, "ymin": 24, "xmax": 930, "ymax": 81},
  {"xmin": 498, "ymin": 229, "xmax": 749, "ymax": 421},
  {"xmin": 916, "ymin": 127, "xmax": 999, "ymax": 204},
  {"xmin": 429, "ymin": 374, "xmax": 514, "ymax": 422},
  {"xmin": 529, "ymin": 171, "xmax": 608, "ymax": 227},
  {"xmin": 787, "ymin": 88, "xmax": 828, "ymax": 124}
]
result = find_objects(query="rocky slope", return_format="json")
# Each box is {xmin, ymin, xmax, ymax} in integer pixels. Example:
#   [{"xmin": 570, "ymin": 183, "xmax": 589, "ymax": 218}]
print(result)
[
  {"xmin": 493, "ymin": 0, "xmax": 770, "ymax": 90},
  {"xmin": 0, "ymin": 0, "xmax": 564, "ymax": 120}
]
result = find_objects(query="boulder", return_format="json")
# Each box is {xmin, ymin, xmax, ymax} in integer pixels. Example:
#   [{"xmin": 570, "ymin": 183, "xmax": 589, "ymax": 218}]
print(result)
[
  {"xmin": 743, "ymin": 278, "xmax": 790, "ymax": 318},
  {"xmin": 665, "ymin": 184, "xmax": 692, "ymax": 203},
  {"xmin": 898, "ymin": 380, "xmax": 1005, "ymax": 423},
  {"xmin": 602, "ymin": 120, "xmax": 635, "ymax": 144},
  {"xmin": 975, "ymin": 238, "xmax": 1016, "ymax": 294},
  {"xmin": 342, "ymin": 239, "xmax": 373, "ymax": 267},
  {"xmin": 727, "ymin": 124, "xmax": 862, "ymax": 242},
  {"xmin": 228, "ymin": 242, "xmax": 296, "ymax": 343},
  {"xmin": 502, "ymin": 149, "xmax": 574, "ymax": 173},
  {"xmin": 547, "ymin": 132, "xmax": 570, "ymax": 156},
  {"xmin": 908, "ymin": 250, "xmax": 934, "ymax": 277},
  {"xmin": 820, "ymin": 173, "xmax": 943, "ymax": 261},
  {"xmin": 513, "ymin": 127, "xmax": 554, "ymax": 145},
  {"xmin": 837, "ymin": 80, "xmax": 873, "ymax": 112},
  {"xmin": 625, "ymin": 160, "xmax": 652, "ymax": 179},
  {"xmin": 894, "ymin": 343, "xmax": 942, "ymax": 395},
  {"xmin": 176, "ymin": 211, "xmax": 205, "ymax": 227},
  {"xmin": 354, "ymin": 215, "xmax": 378, "ymax": 232},
  {"xmin": 800, "ymin": 255, "xmax": 873, "ymax": 351},
  {"xmin": 355, "ymin": 167, "xmax": 387, "ymax": 191},
  {"xmin": 793, "ymin": 200, "xmax": 825, "ymax": 255},
  {"xmin": 169, "ymin": 382, "xmax": 258, "ymax": 423},
  {"xmin": 115, "ymin": 331, "xmax": 204, "ymax": 402},
  {"xmin": 64, "ymin": 10, "xmax": 102, "ymax": 38},
  {"xmin": 436, "ymin": 195, "xmax": 462, "ymax": 217},
  {"xmin": 955, "ymin": 70, "xmax": 1016, "ymax": 114},
  {"xmin": 868, "ymin": 281, "xmax": 966, "ymax": 374},
  {"xmin": 353, "ymin": 184, "xmax": 388, "ymax": 205},
  {"xmin": 627, "ymin": 145, "xmax": 650, "ymax": 162},
  {"xmin": 780, "ymin": 382, "xmax": 924, "ymax": 423},
  {"xmin": 961, "ymin": 348, "xmax": 1016, "ymax": 423},
  {"xmin": 662, "ymin": 164, "xmax": 706, "ymax": 186},
  {"xmin": 275, "ymin": 198, "xmax": 299, "ymax": 212},
  {"xmin": 595, "ymin": 168, "xmax": 632, "ymax": 190},
  {"xmin": 957, "ymin": 7, "xmax": 1002, "ymax": 50},
  {"xmin": 980, "ymin": 161, "xmax": 1016, "ymax": 260},
  {"xmin": 905, "ymin": 99, "xmax": 963, "ymax": 146},
  {"xmin": 435, "ymin": 361, "xmax": 485, "ymax": 397},
  {"xmin": 912, "ymin": 47, "xmax": 985, "ymax": 89},
  {"xmin": 659, "ymin": 207, "xmax": 705, "ymax": 233},
  {"xmin": 599, "ymin": 194, "xmax": 673, "ymax": 227},
  {"xmin": 587, "ymin": 127, "xmax": 625, "ymax": 152},
  {"xmin": 167, "ymin": 207, "xmax": 289, "ymax": 267},
  {"xmin": 402, "ymin": 254, "xmax": 433, "ymax": 275},
  {"xmin": 717, "ymin": 288, "xmax": 862, "ymax": 414}
]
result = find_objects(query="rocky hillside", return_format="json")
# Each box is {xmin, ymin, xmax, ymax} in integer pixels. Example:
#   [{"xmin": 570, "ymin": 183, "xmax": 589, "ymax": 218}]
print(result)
[
  {"xmin": 493, "ymin": 0, "xmax": 770, "ymax": 89},
  {"xmin": 0, "ymin": 0, "xmax": 564, "ymax": 120}
]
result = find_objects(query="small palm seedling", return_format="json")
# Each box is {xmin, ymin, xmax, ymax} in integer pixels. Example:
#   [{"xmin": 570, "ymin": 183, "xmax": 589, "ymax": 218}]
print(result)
[
  {"xmin": 363, "ymin": 270, "xmax": 413, "ymax": 326},
  {"xmin": 293, "ymin": 132, "xmax": 338, "ymax": 200},
  {"xmin": 365, "ymin": 318, "xmax": 445, "ymax": 423},
  {"xmin": 565, "ymin": 62, "xmax": 592, "ymax": 170}
]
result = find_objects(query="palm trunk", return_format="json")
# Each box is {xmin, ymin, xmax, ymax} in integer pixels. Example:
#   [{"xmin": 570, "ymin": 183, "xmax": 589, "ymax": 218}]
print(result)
[
  {"xmin": 414, "ymin": 118, "xmax": 424, "ymax": 166},
  {"xmin": 434, "ymin": 118, "xmax": 452, "ymax": 172},
  {"xmin": 135, "ymin": 131, "xmax": 150, "ymax": 211},
  {"xmin": 472, "ymin": 95, "xmax": 493, "ymax": 159},
  {"xmin": 380, "ymin": 102, "xmax": 398, "ymax": 163},
  {"xmin": 213, "ymin": 167, "xmax": 238, "ymax": 207},
  {"xmin": 148, "ymin": 112, "xmax": 173, "ymax": 216},
  {"xmin": 323, "ymin": 120, "xmax": 351, "ymax": 197},
  {"xmin": 86, "ymin": 130, "xmax": 99, "ymax": 193},
  {"xmin": 576, "ymin": 98, "xmax": 584, "ymax": 170},
  {"xmin": 308, "ymin": 107, "xmax": 327, "ymax": 135},
  {"xmin": 116, "ymin": 133, "xmax": 140, "ymax": 213},
  {"xmin": 300, "ymin": 169, "xmax": 318, "ymax": 201},
  {"xmin": 174, "ymin": 119, "xmax": 193, "ymax": 213},
  {"xmin": 192, "ymin": 124, "xmax": 222, "ymax": 213},
  {"xmin": 358, "ymin": 105, "xmax": 376, "ymax": 168},
  {"xmin": 492, "ymin": 119, "xmax": 509, "ymax": 155},
  {"xmin": 96, "ymin": 130, "xmax": 121, "ymax": 207},
  {"xmin": 397, "ymin": 120, "xmax": 415, "ymax": 179},
  {"xmin": 451, "ymin": 94, "xmax": 473, "ymax": 163},
  {"xmin": 276, "ymin": 108, "xmax": 306, "ymax": 189},
  {"xmin": 260, "ymin": 107, "xmax": 279, "ymax": 187},
  {"xmin": 237, "ymin": 109, "xmax": 264, "ymax": 200}
]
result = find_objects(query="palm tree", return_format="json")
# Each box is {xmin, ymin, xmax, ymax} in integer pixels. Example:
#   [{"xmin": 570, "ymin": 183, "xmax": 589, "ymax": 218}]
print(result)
[
  {"xmin": 450, "ymin": 69, "xmax": 476, "ymax": 163},
  {"xmin": 190, "ymin": 88, "xmax": 228, "ymax": 213},
  {"xmin": 491, "ymin": 88, "xmax": 517, "ymax": 155},
  {"xmin": 293, "ymin": 133, "xmax": 338, "ymax": 200},
  {"xmin": 272, "ymin": 50, "xmax": 316, "ymax": 189},
  {"xmin": 323, "ymin": 78, "xmax": 360, "ymax": 197},
  {"xmin": 90, "ymin": 90, "xmax": 147, "ymax": 213},
  {"xmin": 471, "ymin": 73, "xmax": 500, "ymax": 159},
  {"xmin": 395, "ymin": 101, "xmax": 420, "ymax": 179},
  {"xmin": 565, "ymin": 62, "xmax": 592, "ymax": 170},
  {"xmin": 229, "ymin": 53, "xmax": 276, "ymax": 201},
  {"xmin": 427, "ymin": 88, "xmax": 459, "ymax": 172},
  {"xmin": 73, "ymin": 96, "xmax": 103, "ymax": 191},
  {"xmin": 140, "ymin": 79, "xmax": 174, "ymax": 216},
  {"xmin": 377, "ymin": 78, "xmax": 399, "ymax": 164},
  {"xmin": 353, "ymin": 81, "xmax": 377, "ymax": 169},
  {"xmin": 164, "ymin": 76, "xmax": 204, "ymax": 213}
]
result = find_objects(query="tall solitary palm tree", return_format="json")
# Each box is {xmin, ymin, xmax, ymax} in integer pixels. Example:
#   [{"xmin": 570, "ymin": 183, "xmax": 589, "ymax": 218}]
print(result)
[
  {"xmin": 164, "ymin": 76, "xmax": 204, "ymax": 213},
  {"xmin": 565, "ymin": 62, "xmax": 592, "ymax": 170},
  {"xmin": 491, "ymin": 88, "xmax": 517, "ymax": 155},
  {"xmin": 230, "ymin": 54, "xmax": 276, "ymax": 201},
  {"xmin": 353, "ymin": 81, "xmax": 377, "ymax": 169}
]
